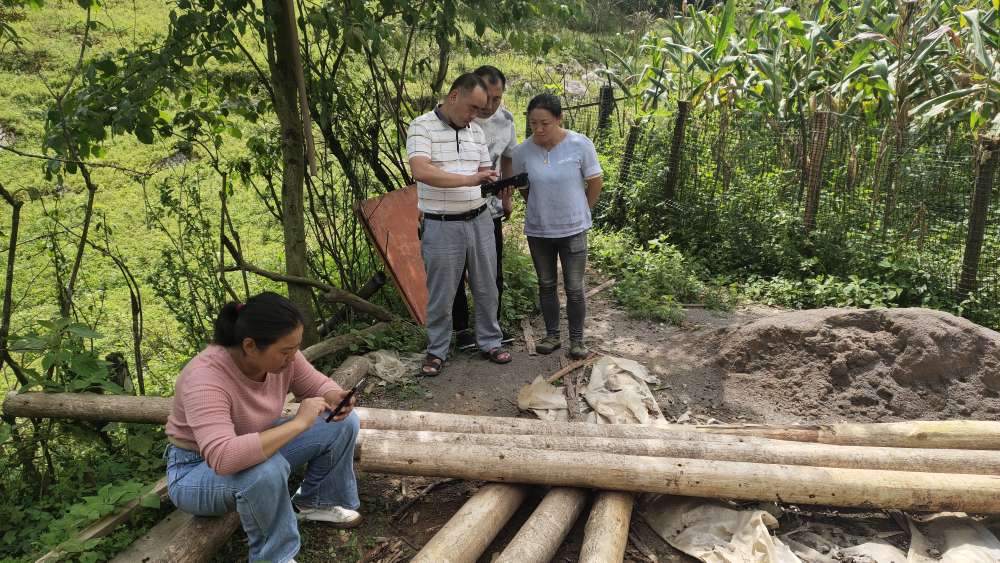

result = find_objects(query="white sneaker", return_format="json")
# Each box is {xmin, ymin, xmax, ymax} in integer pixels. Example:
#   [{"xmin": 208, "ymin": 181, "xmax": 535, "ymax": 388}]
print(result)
[{"xmin": 295, "ymin": 505, "xmax": 363, "ymax": 528}]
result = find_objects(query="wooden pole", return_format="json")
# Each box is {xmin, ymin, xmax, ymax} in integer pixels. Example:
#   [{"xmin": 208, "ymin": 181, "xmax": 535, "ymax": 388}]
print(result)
[
  {"xmin": 10, "ymin": 393, "xmax": 1000, "ymax": 450},
  {"xmin": 802, "ymin": 111, "xmax": 832, "ymax": 234},
  {"xmin": 699, "ymin": 420, "xmax": 1000, "ymax": 450},
  {"xmin": 494, "ymin": 488, "xmax": 588, "ymax": 563},
  {"xmin": 663, "ymin": 100, "xmax": 689, "ymax": 201},
  {"xmin": 958, "ymin": 136, "xmax": 999, "ymax": 298},
  {"xmin": 109, "ymin": 510, "xmax": 240, "ymax": 563},
  {"xmin": 411, "ymin": 483, "xmax": 528, "ymax": 563},
  {"xmin": 579, "ymin": 492, "xmax": 633, "ymax": 563},
  {"xmin": 357, "ymin": 429, "xmax": 1000, "ymax": 475},
  {"xmin": 357, "ymin": 437, "xmax": 1000, "ymax": 513}
]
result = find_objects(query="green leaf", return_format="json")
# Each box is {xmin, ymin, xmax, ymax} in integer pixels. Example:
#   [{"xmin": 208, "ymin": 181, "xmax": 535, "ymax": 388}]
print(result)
[
  {"xmin": 960, "ymin": 10, "xmax": 991, "ymax": 71},
  {"xmin": 714, "ymin": 0, "xmax": 735, "ymax": 58},
  {"xmin": 140, "ymin": 493, "xmax": 161, "ymax": 509},
  {"xmin": 135, "ymin": 126, "xmax": 154, "ymax": 144},
  {"xmin": 66, "ymin": 323, "xmax": 102, "ymax": 339},
  {"xmin": 70, "ymin": 353, "xmax": 107, "ymax": 380},
  {"xmin": 126, "ymin": 433, "xmax": 154, "ymax": 455},
  {"xmin": 9, "ymin": 335, "xmax": 46, "ymax": 351}
]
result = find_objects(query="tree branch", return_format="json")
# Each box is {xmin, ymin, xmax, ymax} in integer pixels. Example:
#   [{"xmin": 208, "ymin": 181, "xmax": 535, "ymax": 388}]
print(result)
[
  {"xmin": 0, "ymin": 183, "xmax": 27, "ymax": 386},
  {"xmin": 0, "ymin": 144, "xmax": 152, "ymax": 177},
  {"xmin": 221, "ymin": 236, "xmax": 396, "ymax": 321}
]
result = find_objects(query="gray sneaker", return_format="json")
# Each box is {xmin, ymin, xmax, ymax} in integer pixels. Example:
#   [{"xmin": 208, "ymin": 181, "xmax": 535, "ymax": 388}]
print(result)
[
  {"xmin": 535, "ymin": 335, "xmax": 561, "ymax": 355},
  {"xmin": 569, "ymin": 339, "xmax": 588, "ymax": 360}
]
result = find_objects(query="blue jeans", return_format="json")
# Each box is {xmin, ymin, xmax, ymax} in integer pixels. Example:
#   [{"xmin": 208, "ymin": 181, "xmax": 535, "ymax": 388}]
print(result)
[
  {"xmin": 527, "ymin": 231, "xmax": 588, "ymax": 341},
  {"xmin": 165, "ymin": 413, "xmax": 361, "ymax": 563}
]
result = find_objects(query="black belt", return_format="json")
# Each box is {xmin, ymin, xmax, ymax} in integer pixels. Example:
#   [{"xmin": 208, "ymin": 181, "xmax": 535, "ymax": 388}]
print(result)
[{"xmin": 424, "ymin": 204, "xmax": 487, "ymax": 221}]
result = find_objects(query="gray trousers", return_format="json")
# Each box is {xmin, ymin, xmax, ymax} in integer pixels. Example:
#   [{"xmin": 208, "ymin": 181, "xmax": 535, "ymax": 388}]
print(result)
[
  {"xmin": 527, "ymin": 230, "xmax": 588, "ymax": 341},
  {"xmin": 421, "ymin": 210, "xmax": 502, "ymax": 360}
]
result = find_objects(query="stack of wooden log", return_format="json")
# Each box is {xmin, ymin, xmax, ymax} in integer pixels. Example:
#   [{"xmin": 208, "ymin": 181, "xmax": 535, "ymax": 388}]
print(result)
[{"xmin": 7, "ymin": 391, "xmax": 1000, "ymax": 562}]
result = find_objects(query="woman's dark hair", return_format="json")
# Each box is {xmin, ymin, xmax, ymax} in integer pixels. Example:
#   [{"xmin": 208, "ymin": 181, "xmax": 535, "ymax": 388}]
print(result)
[
  {"xmin": 213, "ymin": 292, "xmax": 304, "ymax": 348},
  {"xmin": 527, "ymin": 92, "xmax": 563, "ymax": 119}
]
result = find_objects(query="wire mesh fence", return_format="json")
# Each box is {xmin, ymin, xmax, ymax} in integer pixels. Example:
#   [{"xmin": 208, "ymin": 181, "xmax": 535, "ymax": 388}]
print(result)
[{"xmin": 561, "ymin": 86, "xmax": 1000, "ymax": 327}]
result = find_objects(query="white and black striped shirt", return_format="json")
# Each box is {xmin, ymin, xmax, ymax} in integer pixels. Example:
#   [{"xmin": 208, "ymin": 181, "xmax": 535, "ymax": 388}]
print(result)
[{"xmin": 406, "ymin": 108, "xmax": 492, "ymax": 214}]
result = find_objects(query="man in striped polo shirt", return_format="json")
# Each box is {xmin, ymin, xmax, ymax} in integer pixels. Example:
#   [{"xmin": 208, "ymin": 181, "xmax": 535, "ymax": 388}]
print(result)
[{"xmin": 407, "ymin": 73, "xmax": 514, "ymax": 376}]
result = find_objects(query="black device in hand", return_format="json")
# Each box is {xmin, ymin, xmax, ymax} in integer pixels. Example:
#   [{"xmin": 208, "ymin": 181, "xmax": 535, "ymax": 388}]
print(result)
[
  {"xmin": 480, "ymin": 172, "xmax": 529, "ymax": 198},
  {"xmin": 325, "ymin": 376, "xmax": 367, "ymax": 423}
]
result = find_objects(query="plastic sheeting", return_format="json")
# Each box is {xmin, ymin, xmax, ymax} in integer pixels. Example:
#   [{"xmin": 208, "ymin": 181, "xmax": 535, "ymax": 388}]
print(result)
[{"xmin": 640, "ymin": 497, "xmax": 1000, "ymax": 563}]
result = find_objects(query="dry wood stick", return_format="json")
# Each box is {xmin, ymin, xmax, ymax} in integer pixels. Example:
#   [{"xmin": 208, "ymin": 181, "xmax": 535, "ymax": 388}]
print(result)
[
  {"xmin": 521, "ymin": 317, "xmax": 537, "ymax": 356},
  {"xmin": 546, "ymin": 354, "xmax": 601, "ymax": 384}
]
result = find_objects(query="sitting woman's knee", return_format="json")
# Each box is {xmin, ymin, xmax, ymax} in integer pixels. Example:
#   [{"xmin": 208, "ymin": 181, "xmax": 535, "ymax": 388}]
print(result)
[
  {"xmin": 241, "ymin": 454, "xmax": 291, "ymax": 492},
  {"xmin": 341, "ymin": 410, "xmax": 360, "ymax": 437}
]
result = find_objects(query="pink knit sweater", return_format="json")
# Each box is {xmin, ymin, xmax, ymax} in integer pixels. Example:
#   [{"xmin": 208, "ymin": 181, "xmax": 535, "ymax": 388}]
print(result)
[{"xmin": 166, "ymin": 345, "xmax": 340, "ymax": 475}]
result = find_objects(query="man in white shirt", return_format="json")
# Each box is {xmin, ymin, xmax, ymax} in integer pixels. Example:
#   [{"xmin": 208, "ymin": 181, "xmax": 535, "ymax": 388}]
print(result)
[
  {"xmin": 406, "ymin": 73, "xmax": 514, "ymax": 376},
  {"xmin": 451, "ymin": 65, "xmax": 518, "ymax": 349}
]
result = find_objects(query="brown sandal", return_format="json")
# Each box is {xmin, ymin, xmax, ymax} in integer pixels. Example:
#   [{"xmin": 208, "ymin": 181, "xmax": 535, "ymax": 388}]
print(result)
[
  {"xmin": 481, "ymin": 347, "xmax": 512, "ymax": 364},
  {"xmin": 421, "ymin": 354, "xmax": 443, "ymax": 377}
]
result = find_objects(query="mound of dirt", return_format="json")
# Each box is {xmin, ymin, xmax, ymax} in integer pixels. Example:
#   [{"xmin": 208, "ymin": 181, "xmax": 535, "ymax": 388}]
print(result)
[{"xmin": 717, "ymin": 308, "xmax": 1000, "ymax": 422}]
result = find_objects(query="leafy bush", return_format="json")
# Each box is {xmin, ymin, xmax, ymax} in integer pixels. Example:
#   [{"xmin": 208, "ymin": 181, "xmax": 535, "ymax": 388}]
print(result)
[
  {"xmin": 590, "ymin": 229, "xmax": 733, "ymax": 322},
  {"xmin": 500, "ymin": 236, "xmax": 540, "ymax": 331}
]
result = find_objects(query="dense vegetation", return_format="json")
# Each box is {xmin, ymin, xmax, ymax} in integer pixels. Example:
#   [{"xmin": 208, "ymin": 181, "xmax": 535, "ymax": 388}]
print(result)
[{"xmin": 0, "ymin": 0, "xmax": 998, "ymax": 560}]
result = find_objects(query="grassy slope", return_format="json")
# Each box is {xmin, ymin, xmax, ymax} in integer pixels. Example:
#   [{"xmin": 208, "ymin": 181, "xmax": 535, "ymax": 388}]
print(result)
[
  {"xmin": 0, "ymin": 2, "xmax": 625, "ymax": 556},
  {"xmin": 0, "ymin": 0, "xmax": 622, "ymax": 395}
]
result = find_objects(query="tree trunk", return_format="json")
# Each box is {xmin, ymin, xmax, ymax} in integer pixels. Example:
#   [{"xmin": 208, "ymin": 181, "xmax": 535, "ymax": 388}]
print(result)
[
  {"xmin": 357, "ymin": 437, "xmax": 1000, "ymax": 513},
  {"xmin": 411, "ymin": 483, "xmax": 527, "ymax": 563},
  {"xmin": 263, "ymin": 0, "xmax": 318, "ymax": 346},
  {"xmin": 356, "ymin": 429, "xmax": 1000, "ymax": 475},
  {"xmin": 495, "ymin": 488, "xmax": 588, "ymax": 563},
  {"xmin": 958, "ymin": 136, "xmax": 999, "ymax": 299},
  {"xmin": 431, "ymin": 41, "xmax": 450, "ymax": 97},
  {"xmin": 579, "ymin": 492, "xmax": 632, "ymax": 563}
]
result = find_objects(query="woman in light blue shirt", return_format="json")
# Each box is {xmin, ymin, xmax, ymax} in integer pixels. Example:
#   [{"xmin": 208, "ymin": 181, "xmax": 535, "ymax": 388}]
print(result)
[{"xmin": 512, "ymin": 93, "xmax": 604, "ymax": 359}]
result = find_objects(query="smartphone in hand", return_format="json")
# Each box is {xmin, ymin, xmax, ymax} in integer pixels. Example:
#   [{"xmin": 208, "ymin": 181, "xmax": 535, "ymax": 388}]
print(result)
[{"xmin": 325, "ymin": 376, "xmax": 367, "ymax": 423}]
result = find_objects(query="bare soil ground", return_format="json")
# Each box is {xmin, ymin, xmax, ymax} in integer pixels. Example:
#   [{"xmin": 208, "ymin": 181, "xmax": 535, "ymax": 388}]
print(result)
[{"xmin": 214, "ymin": 271, "xmax": 1000, "ymax": 562}]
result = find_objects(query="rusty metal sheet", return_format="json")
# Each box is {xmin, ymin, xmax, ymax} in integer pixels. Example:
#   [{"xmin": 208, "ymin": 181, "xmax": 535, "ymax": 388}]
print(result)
[{"xmin": 357, "ymin": 185, "xmax": 428, "ymax": 325}]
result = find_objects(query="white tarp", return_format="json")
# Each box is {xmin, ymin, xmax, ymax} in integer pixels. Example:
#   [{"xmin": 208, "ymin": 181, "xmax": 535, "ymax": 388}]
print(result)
[
  {"xmin": 516, "ymin": 375, "xmax": 568, "ymax": 421},
  {"xmin": 515, "ymin": 355, "xmax": 666, "ymax": 424},
  {"xmin": 364, "ymin": 349, "xmax": 423, "ymax": 383},
  {"xmin": 640, "ymin": 497, "xmax": 1000, "ymax": 563}
]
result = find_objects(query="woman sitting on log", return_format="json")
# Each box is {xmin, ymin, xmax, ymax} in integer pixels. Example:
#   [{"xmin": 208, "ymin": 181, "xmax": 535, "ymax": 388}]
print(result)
[{"xmin": 165, "ymin": 292, "xmax": 361, "ymax": 563}]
